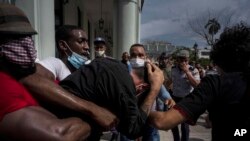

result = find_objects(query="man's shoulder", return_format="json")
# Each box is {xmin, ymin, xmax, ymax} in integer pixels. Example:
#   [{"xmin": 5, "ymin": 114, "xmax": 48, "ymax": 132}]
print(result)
[
  {"xmin": 37, "ymin": 57, "xmax": 64, "ymax": 67},
  {"xmin": 92, "ymin": 57, "xmax": 124, "ymax": 68},
  {"xmin": 89, "ymin": 58, "xmax": 130, "ymax": 79},
  {"xmin": 38, "ymin": 56, "xmax": 61, "ymax": 63}
]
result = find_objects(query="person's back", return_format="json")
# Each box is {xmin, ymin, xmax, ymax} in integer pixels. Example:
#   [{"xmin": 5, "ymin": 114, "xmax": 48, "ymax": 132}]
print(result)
[
  {"xmin": 60, "ymin": 58, "xmax": 145, "ymax": 136},
  {"xmin": 148, "ymin": 23, "xmax": 250, "ymax": 141},
  {"xmin": 59, "ymin": 57, "xmax": 164, "ymax": 139},
  {"xmin": 206, "ymin": 72, "xmax": 249, "ymax": 139}
]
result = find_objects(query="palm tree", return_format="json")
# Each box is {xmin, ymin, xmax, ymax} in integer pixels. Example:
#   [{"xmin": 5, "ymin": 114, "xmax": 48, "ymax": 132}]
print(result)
[{"xmin": 204, "ymin": 18, "xmax": 221, "ymax": 45}]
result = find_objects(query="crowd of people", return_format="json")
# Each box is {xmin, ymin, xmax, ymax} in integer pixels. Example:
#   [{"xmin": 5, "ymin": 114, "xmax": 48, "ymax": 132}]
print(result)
[{"xmin": 1, "ymin": 3, "xmax": 250, "ymax": 141}]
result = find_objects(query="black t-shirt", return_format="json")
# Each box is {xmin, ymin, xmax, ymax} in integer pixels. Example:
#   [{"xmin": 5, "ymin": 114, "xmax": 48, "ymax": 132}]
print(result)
[
  {"xmin": 60, "ymin": 58, "xmax": 147, "ymax": 139},
  {"xmin": 177, "ymin": 73, "xmax": 250, "ymax": 140}
]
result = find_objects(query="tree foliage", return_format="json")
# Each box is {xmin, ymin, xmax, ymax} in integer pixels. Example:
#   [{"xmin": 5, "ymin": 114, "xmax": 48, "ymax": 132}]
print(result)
[{"xmin": 187, "ymin": 9, "xmax": 234, "ymax": 46}]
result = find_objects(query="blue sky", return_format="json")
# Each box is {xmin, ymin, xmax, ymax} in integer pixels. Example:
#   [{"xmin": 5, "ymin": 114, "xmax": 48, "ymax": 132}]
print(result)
[{"xmin": 141, "ymin": 0, "xmax": 250, "ymax": 47}]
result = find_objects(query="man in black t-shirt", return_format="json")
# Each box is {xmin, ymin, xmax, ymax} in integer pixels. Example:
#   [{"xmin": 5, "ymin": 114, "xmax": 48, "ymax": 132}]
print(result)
[
  {"xmin": 60, "ymin": 58, "xmax": 164, "ymax": 139},
  {"xmin": 149, "ymin": 23, "xmax": 250, "ymax": 141}
]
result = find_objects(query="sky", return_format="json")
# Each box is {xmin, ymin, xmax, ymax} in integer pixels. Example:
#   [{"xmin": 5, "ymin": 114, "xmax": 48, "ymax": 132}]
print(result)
[{"xmin": 141, "ymin": 0, "xmax": 250, "ymax": 48}]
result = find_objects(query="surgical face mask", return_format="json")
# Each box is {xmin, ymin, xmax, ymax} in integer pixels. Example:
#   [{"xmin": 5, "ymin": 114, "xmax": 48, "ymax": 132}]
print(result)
[
  {"xmin": 68, "ymin": 52, "xmax": 89, "ymax": 69},
  {"xmin": 130, "ymin": 58, "xmax": 145, "ymax": 68},
  {"xmin": 95, "ymin": 50, "xmax": 105, "ymax": 57},
  {"xmin": 64, "ymin": 42, "xmax": 89, "ymax": 69}
]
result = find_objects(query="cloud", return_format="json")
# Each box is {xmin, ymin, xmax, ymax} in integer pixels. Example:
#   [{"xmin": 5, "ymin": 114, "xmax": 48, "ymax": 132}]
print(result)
[
  {"xmin": 141, "ymin": 19, "xmax": 183, "ymax": 39},
  {"xmin": 141, "ymin": 0, "xmax": 250, "ymax": 47}
]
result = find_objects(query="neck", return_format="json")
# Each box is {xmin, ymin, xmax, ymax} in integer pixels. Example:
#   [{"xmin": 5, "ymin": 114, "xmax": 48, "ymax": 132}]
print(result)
[{"xmin": 130, "ymin": 69, "xmax": 145, "ymax": 86}]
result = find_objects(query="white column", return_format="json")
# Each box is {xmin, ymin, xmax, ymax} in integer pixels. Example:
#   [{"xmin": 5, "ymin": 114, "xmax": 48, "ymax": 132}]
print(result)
[
  {"xmin": 112, "ymin": 0, "xmax": 118, "ymax": 59},
  {"xmin": 116, "ymin": 0, "xmax": 140, "ymax": 59},
  {"xmin": 89, "ymin": 25, "xmax": 95, "ymax": 60},
  {"xmin": 16, "ymin": 0, "xmax": 55, "ymax": 59},
  {"xmin": 37, "ymin": 0, "xmax": 55, "ymax": 59}
]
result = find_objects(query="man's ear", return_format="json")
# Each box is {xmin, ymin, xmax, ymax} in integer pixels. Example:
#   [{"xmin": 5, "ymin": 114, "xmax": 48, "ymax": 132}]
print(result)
[{"xmin": 58, "ymin": 40, "xmax": 67, "ymax": 51}]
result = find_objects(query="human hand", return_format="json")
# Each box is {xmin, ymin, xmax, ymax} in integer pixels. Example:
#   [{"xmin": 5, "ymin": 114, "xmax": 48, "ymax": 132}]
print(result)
[
  {"xmin": 146, "ymin": 62, "xmax": 164, "ymax": 92},
  {"xmin": 165, "ymin": 99, "xmax": 176, "ymax": 109},
  {"xmin": 91, "ymin": 106, "xmax": 119, "ymax": 131},
  {"xmin": 179, "ymin": 62, "xmax": 189, "ymax": 73}
]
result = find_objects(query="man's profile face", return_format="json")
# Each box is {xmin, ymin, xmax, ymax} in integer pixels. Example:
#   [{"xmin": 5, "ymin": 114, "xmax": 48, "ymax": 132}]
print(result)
[
  {"xmin": 130, "ymin": 46, "xmax": 146, "ymax": 59},
  {"xmin": 67, "ymin": 29, "xmax": 89, "ymax": 57}
]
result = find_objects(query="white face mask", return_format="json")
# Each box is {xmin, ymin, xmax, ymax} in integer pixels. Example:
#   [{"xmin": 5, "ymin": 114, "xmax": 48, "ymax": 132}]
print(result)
[
  {"xmin": 130, "ymin": 58, "xmax": 145, "ymax": 68},
  {"xmin": 95, "ymin": 50, "xmax": 105, "ymax": 57}
]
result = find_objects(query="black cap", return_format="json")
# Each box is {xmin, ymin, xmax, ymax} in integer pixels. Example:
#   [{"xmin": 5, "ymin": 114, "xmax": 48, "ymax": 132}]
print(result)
[{"xmin": 94, "ymin": 37, "xmax": 106, "ymax": 45}]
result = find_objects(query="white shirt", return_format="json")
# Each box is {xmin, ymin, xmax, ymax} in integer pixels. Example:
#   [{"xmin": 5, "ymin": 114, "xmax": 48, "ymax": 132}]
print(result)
[
  {"xmin": 38, "ymin": 57, "xmax": 71, "ymax": 81},
  {"xmin": 171, "ymin": 65, "xmax": 200, "ymax": 98}
]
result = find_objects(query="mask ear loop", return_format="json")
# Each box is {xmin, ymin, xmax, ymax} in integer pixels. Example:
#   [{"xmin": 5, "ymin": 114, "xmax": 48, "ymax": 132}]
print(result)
[{"xmin": 61, "ymin": 40, "xmax": 72, "ymax": 57}]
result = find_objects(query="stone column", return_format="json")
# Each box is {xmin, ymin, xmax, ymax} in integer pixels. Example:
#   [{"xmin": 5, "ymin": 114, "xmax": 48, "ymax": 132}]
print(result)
[
  {"xmin": 116, "ymin": 0, "xmax": 140, "ymax": 59},
  {"xmin": 16, "ymin": 0, "xmax": 55, "ymax": 59}
]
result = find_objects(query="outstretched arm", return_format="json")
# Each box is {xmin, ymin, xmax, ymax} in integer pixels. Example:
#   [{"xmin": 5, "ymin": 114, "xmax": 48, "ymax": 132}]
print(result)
[
  {"xmin": 148, "ymin": 108, "xmax": 186, "ymax": 130},
  {"xmin": 20, "ymin": 64, "xmax": 119, "ymax": 131}
]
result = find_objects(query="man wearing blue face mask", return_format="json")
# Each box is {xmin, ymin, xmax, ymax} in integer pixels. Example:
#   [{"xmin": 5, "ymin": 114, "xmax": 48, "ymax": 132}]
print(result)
[
  {"xmin": 37, "ymin": 25, "xmax": 91, "ymax": 81},
  {"xmin": 21, "ymin": 25, "xmax": 119, "ymax": 138}
]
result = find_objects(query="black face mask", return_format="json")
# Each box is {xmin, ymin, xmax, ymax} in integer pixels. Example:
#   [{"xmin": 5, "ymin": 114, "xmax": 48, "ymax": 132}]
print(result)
[{"xmin": 0, "ymin": 58, "xmax": 36, "ymax": 80}]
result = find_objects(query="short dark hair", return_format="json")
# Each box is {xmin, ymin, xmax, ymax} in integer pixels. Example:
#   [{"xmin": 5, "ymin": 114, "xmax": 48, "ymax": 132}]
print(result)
[
  {"xmin": 55, "ymin": 25, "xmax": 84, "ymax": 46},
  {"xmin": 129, "ymin": 43, "xmax": 145, "ymax": 54},
  {"xmin": 210, "ymin": 23, "xmax": 250, "ymax": 73}
]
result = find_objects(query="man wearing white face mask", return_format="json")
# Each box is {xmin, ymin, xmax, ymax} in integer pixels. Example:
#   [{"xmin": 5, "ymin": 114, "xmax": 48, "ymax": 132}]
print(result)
[
  {"xmin": 120, "ymin": 44, "xmax": 176, "ymax": 141},
  {"xmin": 94, "ymin": 37, "xmax": 107, "ymax": 58}
]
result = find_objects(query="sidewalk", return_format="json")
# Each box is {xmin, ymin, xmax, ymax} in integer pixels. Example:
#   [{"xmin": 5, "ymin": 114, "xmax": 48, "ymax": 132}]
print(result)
[{"xmin": 101, "ymin": 113, "xmax": 211, "ymax": 141}]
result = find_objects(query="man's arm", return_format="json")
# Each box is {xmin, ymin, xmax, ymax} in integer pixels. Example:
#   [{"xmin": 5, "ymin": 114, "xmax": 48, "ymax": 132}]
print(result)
[
  {"xmin": 0, "ymin": 106, "xmax": 90, "ymax": 141},
  {"xmin": 148, "ymin": 108, "xmax": 186, "ymax": 130},
  {"xmin": 20, "ymin": 64, "xmax": 119, "ymax": 130},
  {"xmin": 180, "ymin": 62, "xmax": 200, "ymax": 87},
  {"xmin": 140, "ymin": 63, "xmax": 164, "ymax": 115}
]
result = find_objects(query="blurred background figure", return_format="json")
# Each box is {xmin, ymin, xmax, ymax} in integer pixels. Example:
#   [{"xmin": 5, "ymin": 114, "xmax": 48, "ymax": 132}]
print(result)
[
  {"xmin": 171, "ymin": 49, "xmax": 200, "ymax": 141},
  {"xmin": 121, "ymin": 51, "xmax": 132, "ymax": 72},
  {"xmin": 94, "ymin": 37, "xmax": 107, "ymax": 58},
  {"xmin": 158, "ymin": 52, "xmax": 174, "ymax": 93}
]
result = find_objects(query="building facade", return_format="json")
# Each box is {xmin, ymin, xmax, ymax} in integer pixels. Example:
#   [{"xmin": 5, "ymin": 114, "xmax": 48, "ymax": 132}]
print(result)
[{"xmin": 1, "ymin": 0, "xmax": 144, "ymax": 60}]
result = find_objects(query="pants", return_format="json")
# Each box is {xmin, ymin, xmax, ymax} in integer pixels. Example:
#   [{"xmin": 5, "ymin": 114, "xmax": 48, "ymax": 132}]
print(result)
[
  {"xmin": 171, "ymin": 123, "xmax": 190, "ymax": 141},
  {"xmin": 171, "ymin": 95, "xmax": 190, "ymax": 141}
]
